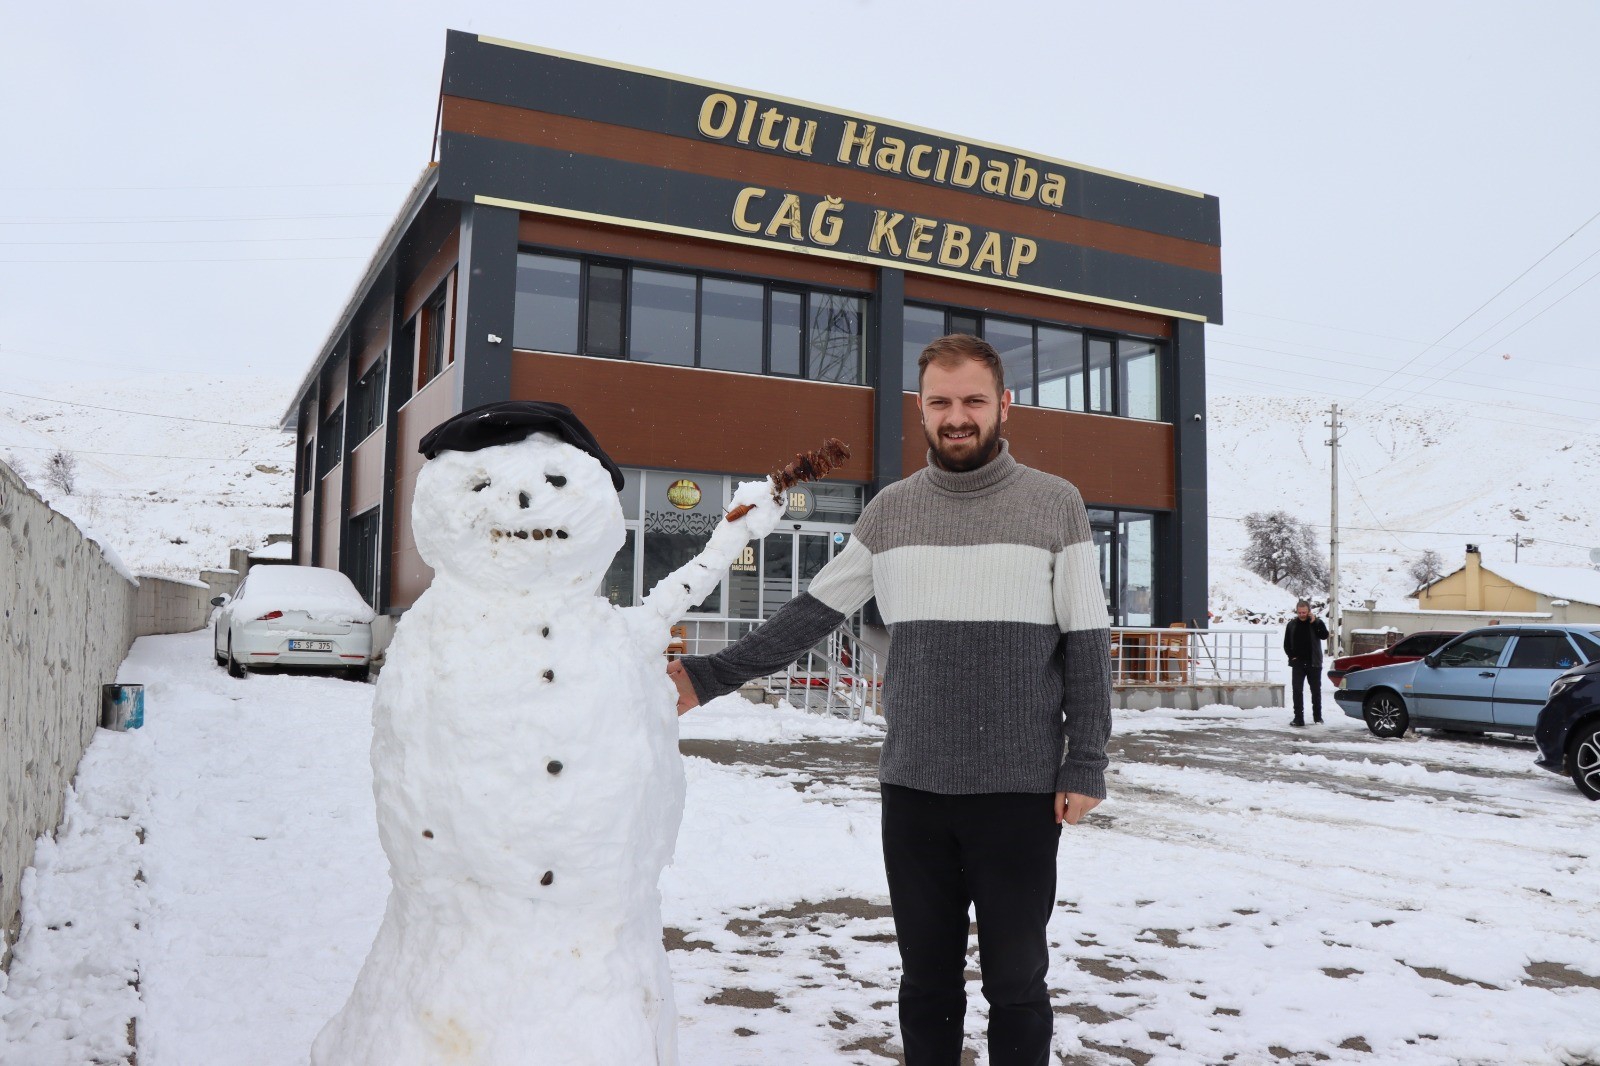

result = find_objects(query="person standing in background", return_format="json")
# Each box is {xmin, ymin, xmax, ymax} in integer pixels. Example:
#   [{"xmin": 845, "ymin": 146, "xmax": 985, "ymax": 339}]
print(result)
[{"xmin": 1283, "ymin": 598, "xmax": 1329, "ymax": 726}]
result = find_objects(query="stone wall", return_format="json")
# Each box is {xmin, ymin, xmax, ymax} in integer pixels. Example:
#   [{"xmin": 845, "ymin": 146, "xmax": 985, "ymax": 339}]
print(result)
[
  {"xmin": 0, "ymin": 462, "xmax": 138, "ymax": 965},
  {"xmin": 135, "ymin": 575, "xmax": 216, "ymax": 636}
]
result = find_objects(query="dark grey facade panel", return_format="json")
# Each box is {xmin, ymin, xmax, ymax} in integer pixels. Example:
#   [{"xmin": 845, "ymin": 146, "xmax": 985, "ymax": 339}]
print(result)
[
  {"xmin": 1168, "ymin": 318, "xmax": 1208, "ymax": 627},
  {"xmin": 441, "ymin": 31, "xmax": 1220, "ymax": 246},
  {"xmin": 452, "ymin": 201, "xmax": 520, "ymax": 411},
  {"xmin": 870, "ymin": 267, "xmax": 905, "ymax": 495},
  {"xmin": 437, "ymin": 132, "xmax": 1224, "ymax": 323}
]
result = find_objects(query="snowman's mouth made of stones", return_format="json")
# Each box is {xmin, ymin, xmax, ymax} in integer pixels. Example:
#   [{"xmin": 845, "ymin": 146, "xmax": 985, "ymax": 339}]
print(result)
[{"xmin": 490, "ymin": 526, "xmax": 570, "ymax": 543}]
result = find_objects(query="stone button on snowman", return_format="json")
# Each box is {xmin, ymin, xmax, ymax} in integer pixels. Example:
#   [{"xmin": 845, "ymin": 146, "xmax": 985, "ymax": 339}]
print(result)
[{"xmin": 311, "ymin": 401, "xmax": 785, "ymax": 1066}]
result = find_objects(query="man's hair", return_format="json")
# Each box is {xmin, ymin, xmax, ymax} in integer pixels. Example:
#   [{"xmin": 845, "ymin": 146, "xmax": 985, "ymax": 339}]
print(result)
[
  {"xmin": 916, "ymin": 334, "xmax": 1005, "ymax": 395},
  {"xmin": 1295, "ymin": 599, "xmax": 1311, "ymax": 610}
]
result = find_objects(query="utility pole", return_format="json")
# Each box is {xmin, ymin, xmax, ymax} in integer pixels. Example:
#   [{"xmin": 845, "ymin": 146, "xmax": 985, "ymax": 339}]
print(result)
[
  {"xmin": 1326, "ymin": 404, "xmax": 1344, "ymax": 658},
  {"xmin": 1514, "ymin": 532, "xmax": 1521, "ymax": 563}
]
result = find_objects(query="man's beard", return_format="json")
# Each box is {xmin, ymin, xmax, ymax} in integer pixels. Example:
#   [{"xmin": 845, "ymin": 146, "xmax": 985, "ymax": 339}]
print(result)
[{"xmin": 924, "ymin": 417, "xmax": 1003, "ymax": 472}]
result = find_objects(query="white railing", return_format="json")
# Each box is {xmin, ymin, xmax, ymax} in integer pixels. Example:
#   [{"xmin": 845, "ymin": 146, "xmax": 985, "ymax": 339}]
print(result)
[
  {"xmin": 1111, "ymin": 626, "xmax": 1273, "ymax": 685},
  {"xmin": 670, "ymin": 615, "xmax": 883, "ymax": 722},
  {"xmin": 670, "ymin": 618, "xmax": 1274, "ymax": 722}
]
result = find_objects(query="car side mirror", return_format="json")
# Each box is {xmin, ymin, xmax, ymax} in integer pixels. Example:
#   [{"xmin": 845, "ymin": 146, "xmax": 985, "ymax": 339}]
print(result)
[
  {"xmin": 211, "ymin": 595, "xmax": 228, "ymax": 607},
  {"xmin": 1421, "ymin": 651, "xmax": 1439, "ymax": 668}
]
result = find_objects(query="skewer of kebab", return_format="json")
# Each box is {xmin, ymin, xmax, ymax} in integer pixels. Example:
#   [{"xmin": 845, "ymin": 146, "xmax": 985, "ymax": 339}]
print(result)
[{"xmin": 725, "ymin": 437, "xmax": 852, "ymax": 521}]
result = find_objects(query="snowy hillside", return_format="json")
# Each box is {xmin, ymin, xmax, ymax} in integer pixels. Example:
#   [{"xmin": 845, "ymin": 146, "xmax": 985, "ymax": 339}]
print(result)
[
  {"xmin": 1208, "ymin": 393, "xmax": 1600, "ymax": 619},
  {"xmin": 0, "ymin": 375, "xmax": 297, "ymax": 580},
  {"xmin": 4, "ymin": 373, "xmax": 1594, "ymax": 616}
]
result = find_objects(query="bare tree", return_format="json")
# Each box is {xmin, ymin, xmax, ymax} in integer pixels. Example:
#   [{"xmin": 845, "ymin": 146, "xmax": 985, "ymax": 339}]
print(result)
[
  {"xmin": 1406, "ymin": 549, "xmax": 1445, "ymax": 591},
  {"xmin": 1241, "ymin": 510, "xmax": 1330, "ymax": 597},
  {"xmin": 2, "ymin": 452, "xmax": 29, "ymax": 482},
  {"xmin": 43, "ymin": 449, "xmax": 78, "ymax": 495}
]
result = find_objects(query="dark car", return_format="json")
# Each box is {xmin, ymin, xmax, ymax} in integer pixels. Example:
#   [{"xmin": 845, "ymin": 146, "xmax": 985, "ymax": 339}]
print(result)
[
  {"xmin": 1534, "ymin": 659, "xmax": 1600, "ymax": 800},
  {"xmin": 1327, "ymin": 630, "xmax": 1459, "ymax": 688},
  {"xmin": 1335, "ymin": 624, "xmax": 1600, "ymax": 739}
]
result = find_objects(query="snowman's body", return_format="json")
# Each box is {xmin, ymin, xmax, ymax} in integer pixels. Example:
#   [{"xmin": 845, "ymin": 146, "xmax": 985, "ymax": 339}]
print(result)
[{"xmin": 312, "ymin": 431, "xmax": 781, "ymax": 1065}]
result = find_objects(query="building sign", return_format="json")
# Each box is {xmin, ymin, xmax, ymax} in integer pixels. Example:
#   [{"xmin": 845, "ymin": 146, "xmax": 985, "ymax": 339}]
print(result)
[
  {"xmin": 783, "ymin": 484, "xmax": 815, "ymax": 520},
  {"xmin": 644, "ymin": 471, "xmax": 721, "ymax": 536},
  {"xmin": 665, "ymin": 479, "xmax": 701, "ymax": 510},
  {"xmin": 438, "ymin": 32, "xmax": 1224, "ymax": 323}
]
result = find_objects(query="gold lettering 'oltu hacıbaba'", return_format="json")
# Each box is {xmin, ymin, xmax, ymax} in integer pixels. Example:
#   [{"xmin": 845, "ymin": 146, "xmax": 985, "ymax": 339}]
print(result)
[
  {"xmin": 731, "ymin": 187, "xmax": 1038, "ymax": 279},
  {"xmin": 697, "ymin": 94, "xmax": 1068, "ymax": 210}
]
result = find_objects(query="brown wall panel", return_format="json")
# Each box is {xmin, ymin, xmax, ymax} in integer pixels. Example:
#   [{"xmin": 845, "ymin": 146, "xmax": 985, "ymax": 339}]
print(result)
[
  {"xmin": 347, "ymin": 433, "xmax": 385, "ymax": 515},
  {"xmin": 322, "ymin": 361, "xmax": 347, "ymax": 418},
  {"xmin": 444, "ymin": 97, "xmax": 1220, "ymax": 274},
  {"xmin": 389, "ymin": 366, "xmax": 457, "ymax": 609},
  {"xmin": 520, "ymin": 215, "xmax": 876, "ymax": 292},
  {"xmin": 510, "ymin": 351, "xmax": 873, "ymax": 480},
  {"xmin": 403, "ymin": 230, "xmax": 460, "ymax": 321},
  {"xmin": 899, "ymin": 395, "xmax": 1173, "ymax": 511},
  {"xmin": 356, "ymin": 327, "xmax": 388, "ymax": 376},
  {"xmin": 318, "ymin": 468, "xmax": 343, "ymax": 568},
  {"xmin": 297, "ymin": 490, "xmax": 314, "ymax": 564},
  {"xmin": 904, "ymin": 274, "xmax": 1170, "ymax": 339}
]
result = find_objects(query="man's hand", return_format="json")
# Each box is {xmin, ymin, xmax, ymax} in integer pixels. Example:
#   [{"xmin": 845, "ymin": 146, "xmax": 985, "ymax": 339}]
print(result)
[
  {"xmin": 1055, "ymin": 791, "xmax": 1101, "ymax": 826},
  {"xmin": 666, "ymin": 659, "xmax": 700, "ymax": 717}
]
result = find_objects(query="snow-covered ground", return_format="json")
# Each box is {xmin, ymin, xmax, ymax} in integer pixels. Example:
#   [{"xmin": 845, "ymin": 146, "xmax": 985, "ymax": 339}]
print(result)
[{"xmin": 3, "ymin": 632, "xmax": 1597, "ymax": 1065}]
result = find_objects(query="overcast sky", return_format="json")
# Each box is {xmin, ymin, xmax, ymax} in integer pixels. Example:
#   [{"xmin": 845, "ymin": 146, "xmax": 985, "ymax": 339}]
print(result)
[{"xmin": 3, "ymin": 0, "xmax": 1597, "ymax": 435}]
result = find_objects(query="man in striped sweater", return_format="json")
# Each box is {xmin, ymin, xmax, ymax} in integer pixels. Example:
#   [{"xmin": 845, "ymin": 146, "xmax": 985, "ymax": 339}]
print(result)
[{"xmin": 669, "ymin": 334, "xmax": 1112, "ymax": 1066}]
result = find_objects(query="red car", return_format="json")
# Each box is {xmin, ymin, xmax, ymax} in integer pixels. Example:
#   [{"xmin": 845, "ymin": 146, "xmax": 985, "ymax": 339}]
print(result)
[{"xmin": 1328, "ymin": 631, "xmax": 1460, "ymax": 688}]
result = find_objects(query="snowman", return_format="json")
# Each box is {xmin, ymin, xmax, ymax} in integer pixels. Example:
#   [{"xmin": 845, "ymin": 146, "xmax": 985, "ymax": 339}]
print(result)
[{"xmin": 311, "ymin": 401, "xmax": 785, "ymax": 1066}]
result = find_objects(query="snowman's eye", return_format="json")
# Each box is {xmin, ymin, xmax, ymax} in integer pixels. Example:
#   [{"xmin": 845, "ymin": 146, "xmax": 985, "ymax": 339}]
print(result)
[
  {"xmin": 545, "ymin": 475, "xmax": 567, "ymax": 488},
  {"xmin": 471, "ymin": 479, "xmax": 490, "ymax": 492}
]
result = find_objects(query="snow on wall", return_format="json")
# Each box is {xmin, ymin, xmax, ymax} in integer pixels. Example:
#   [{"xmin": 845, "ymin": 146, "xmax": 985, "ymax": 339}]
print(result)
[{"xmin": 0, "ymin": 460, "xmax": 138, "ymax": 965}]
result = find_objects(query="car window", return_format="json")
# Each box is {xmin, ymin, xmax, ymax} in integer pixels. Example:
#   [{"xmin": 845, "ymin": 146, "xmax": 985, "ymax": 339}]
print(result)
[
  {"xmin": 1389, "ymin": 635, "xmax": 1428, "ymax": 656},
  {"xmin": 1419, "ymin": 633, "xmax": 1456, "ymax": 654},
  {"xmin": 1573, "ymin": 632, "xmax": 1600, "ymax": 662},
  {"xmin": 1507, "ymin": 634, "xmax": 1582, "ymax": 671},
  {"xmin": 1435, "ymin": 632, "xmax": 1511, "ymax": 668}
]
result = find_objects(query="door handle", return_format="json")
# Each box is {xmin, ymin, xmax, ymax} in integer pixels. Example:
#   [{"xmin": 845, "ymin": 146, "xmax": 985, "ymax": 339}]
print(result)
[{"xmin": 1478, "ymin": 671, "xmax": 1496, "ymax": 678}]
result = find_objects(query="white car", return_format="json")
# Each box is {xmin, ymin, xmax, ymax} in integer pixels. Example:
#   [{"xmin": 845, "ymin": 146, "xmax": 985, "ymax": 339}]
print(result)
[{"xmin": 212, "ymin": 565, "xmax": 376, "ymax": 680}]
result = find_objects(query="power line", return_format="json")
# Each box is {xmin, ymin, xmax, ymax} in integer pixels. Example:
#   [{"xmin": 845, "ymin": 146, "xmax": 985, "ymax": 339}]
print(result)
[
  {"xmin": 0, "ymin": 254, "xmax": 366, "ymax": 265},
  {"xmin": 1353, "ymin": 204, "xmax": 1600, "ymax": 404},
  {"xmin": 0, "ymin": 211, "xmax": 391, "ymax": 226},
  {"xmin": 0, "ymin": 181, "xmax": 406, "ymax": 193},
  {"xmin": 0, "ymin": 234, "xmax": 378, "ymax": 248},
  {"xmin": 0, "ymin": 388, "xmax": 286, "ymax": 429},
  {"xmin": 3, "ymin": 442, "xmax": 290, "ymax": 464}
]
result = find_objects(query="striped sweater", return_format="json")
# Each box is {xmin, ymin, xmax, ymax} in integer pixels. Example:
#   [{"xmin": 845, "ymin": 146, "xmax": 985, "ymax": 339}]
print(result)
[{"xmin": 681, "ymin": 441, "xmax": 1113, "ymax": 799}]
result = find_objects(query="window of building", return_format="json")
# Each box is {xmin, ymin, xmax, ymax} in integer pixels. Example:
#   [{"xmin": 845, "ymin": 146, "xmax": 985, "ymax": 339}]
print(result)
[
  {"xmin": 770, "ymin": 290, "xmax": 803, "ymax": 377},
  {"xmin": 602, "ymin": 529, "xmax": 637, "ymax": 607},
  {"xmin": 513, "ymin": 253, "xmax": 581, "ymax": 353},
  {"xmin": 903, "ymin": 303, "xmax": 946, "ymax": 389},
  {"xmin": 1088, "ymin": 507, "xmax": 1160, "ymax": 626},
  {"xmin": 300, "ymin": 437, "xmax": 316, "ymax": 495},
  {"xmin": 416, "ymin": 278, "xmax": 454, "ymax": 390},
  {"xmin": 903, "ymin": 305, "xmax": 1162, "ymax": 420},
  {"xmin": 317, "ymin": 403, "xmax": 344, "ymax": 478},
  {"xmin": 346, "ymin": 507, "xmax": 381, "ymax": 608},
  {"xmin": 352, "ymin": 354, "xmax": 387, "ymax": 443},
  {"xmin": 700, "ymin": 277, "xmax": 764, "ymax": 374},
  {"xmin": 512, "ymin": 248, "xmax": 866, "ymax": 383},
  {"xmin": 392, "ymin": 318, "xmax": 416, "ymax": 406},
  {"xmin": 631, "ymin": 269, "xmax": 697, "ymax": 367}
]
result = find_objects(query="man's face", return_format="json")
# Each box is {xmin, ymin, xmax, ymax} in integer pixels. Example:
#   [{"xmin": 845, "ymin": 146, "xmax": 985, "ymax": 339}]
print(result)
[
  {"xmin": 1297, "ymin": 605, "xmax": 1310, "ymax": 620},
  {"xmin": 918, "ymin": 357, "xmax": 1010, "ymax": 472}
]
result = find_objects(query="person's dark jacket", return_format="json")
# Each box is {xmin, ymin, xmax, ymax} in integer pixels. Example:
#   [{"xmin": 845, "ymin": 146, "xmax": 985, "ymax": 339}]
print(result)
[{"xmin": 1283, "ymin": 616, "xmax": 1329, "ymax": 667}]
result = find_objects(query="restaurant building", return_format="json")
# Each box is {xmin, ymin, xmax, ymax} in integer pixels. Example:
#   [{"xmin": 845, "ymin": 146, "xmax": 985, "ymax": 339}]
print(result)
[{"xmin": 284, "ymin": 31, "xmax": 1223, "ymax": 635}]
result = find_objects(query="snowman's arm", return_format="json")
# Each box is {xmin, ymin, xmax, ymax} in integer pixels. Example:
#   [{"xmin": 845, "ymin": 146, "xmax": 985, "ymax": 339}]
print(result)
[{"xmin": 630, "ymin": 477, "xmax": 785, "ymax": 631}]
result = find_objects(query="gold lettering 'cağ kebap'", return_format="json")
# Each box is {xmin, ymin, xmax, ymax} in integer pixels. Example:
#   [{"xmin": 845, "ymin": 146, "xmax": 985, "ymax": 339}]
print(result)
[{"xmin": 698, "ymin": 94, "xmax": 1069, "ymax": 210}]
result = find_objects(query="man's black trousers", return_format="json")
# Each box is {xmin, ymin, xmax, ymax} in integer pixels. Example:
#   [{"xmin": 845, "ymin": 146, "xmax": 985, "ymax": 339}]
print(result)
[
  {"xmin": 881, "ymin": 783, "xmax": 1062, "ymax": 1066},
  {"xmin": 1290, "ymin": 663, "xmax": 1322, "ymax": 718}
]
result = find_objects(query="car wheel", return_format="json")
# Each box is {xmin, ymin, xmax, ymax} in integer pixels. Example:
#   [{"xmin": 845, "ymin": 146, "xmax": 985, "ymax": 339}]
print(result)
[
  {"xmin": 1569, "ymin": 722, "xmax": 1600, "ymax": 801},
  {"xmin": 1363, "ymin": 690, "xmax": 1409, "ymax": 738},
  {"xmin": 345, "ymin": 665, "xmax": 371, "ymax": 683},
  {"xmin": 227, "ymin": 637, "xmax": 246, "ymax": 679}
]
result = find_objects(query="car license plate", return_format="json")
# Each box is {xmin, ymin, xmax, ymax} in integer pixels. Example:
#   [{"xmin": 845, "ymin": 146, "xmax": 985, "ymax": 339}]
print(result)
[{"xmin": 289, "ymin": 639, "xmax": 332, "ymax": 652}]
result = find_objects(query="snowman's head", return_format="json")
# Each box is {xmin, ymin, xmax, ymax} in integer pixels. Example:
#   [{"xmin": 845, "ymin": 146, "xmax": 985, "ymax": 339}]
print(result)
[{"xmin": 413, "ymin": 432, "xmax": 624, "ymax": 592}]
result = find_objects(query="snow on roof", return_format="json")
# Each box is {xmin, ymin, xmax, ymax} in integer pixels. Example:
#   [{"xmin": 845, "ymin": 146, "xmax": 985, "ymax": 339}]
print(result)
[
  {"xmin": 250, "ymin": 540, "xmax": 294, "ymax": 560},
  {"xmin": 1480, "ymin": 561, "xmax": 1600, "ymax": 608},
  {"xmin": 234, "ymin": 565, "xmax": 375, "ymax": 624}
]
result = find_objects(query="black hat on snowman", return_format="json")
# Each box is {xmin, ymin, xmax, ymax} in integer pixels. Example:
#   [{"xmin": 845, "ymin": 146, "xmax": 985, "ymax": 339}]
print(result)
[{"xmin": 418, "ymin": 401, "xmax": 625, "ymax": 491}]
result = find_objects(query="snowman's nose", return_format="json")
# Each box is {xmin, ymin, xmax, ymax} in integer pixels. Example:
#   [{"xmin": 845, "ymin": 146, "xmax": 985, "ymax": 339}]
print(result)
[{"xmin": 519, "ymin": 491, "xmax": 531, "ymax": 509}]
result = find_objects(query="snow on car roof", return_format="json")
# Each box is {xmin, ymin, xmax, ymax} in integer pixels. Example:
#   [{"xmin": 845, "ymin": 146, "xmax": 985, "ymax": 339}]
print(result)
[{"xmin": 235, "ymin": 565, "xmax": 376, "ymax": 623}]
